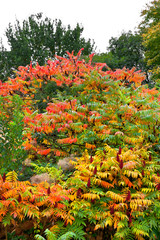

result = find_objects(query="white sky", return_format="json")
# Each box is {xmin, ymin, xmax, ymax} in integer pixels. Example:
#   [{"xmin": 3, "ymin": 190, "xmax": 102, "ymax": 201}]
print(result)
[{"xmin": 0, "ymin": 0, "xmax": 152, "ymax": 53}]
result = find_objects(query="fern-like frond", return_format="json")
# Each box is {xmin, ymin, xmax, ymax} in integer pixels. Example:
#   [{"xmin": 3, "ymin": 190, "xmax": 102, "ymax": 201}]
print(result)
[
  {"xmin": 21, "ymin": 205, "xmax": 39, "ymax": 219},
  {"xmin": 106, "ymin": 191, "xmax": 124, "ymax": 202},
  {"xmin": 130, "ymin": 199, "xmax": 152, "ymax": 211},
  {"xmin": 6, "ymin": 171, "xmax": 18, "ymax": 182},
  {"xmin": 95, "ymin": 216, "xmax": 113, "ymax": 230},
  {"xmin": 120, "ymin": 175, "xmax": 133, "ymax": 188},
  {"xmin": 2, "ymin": 212, "xmax": 12, "ymax": 227},
  {"xmin": 34, "ymin": 234, "xmax": 46, "ymax": 240},
  {"xmin": 115, "ymin": 211, "xmax": 128, "ymax": 221},
  {"xmin": 141, "ymin": 188, "xmax": 155, "ymax": 193},
  {"xmin": 113, "ymin": 227, "xmax": 135, "ymax": 240},
  {"xmin": 124, "ymin": 169, "xmax": 141, "ymax": 178},
  {"xmin": 97, "ymin": 172, "xmax": 112, "ymax": 179},
  {"xmin": 93, "ymin": 178, "xmax": 113, "ymax": 188},
  {"xmin": 44, "ymin": 229, "xmax": 57, "ymax": 240},
  {"xmin": 82, "ymin": 193, "xmax": 100, "ymax": 200},
  {"xmin": 123, "ymin": 160, "xmax": 138, "ymax": 169},
  {"xmin": 58, "ymin": 231, "xmax": 76, "ymax": 240}
]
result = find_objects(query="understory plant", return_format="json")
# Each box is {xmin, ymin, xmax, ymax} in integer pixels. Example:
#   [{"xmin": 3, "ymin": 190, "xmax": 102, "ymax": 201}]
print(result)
[
  {"xmin": 0, "ymin": 94, "xmax": 27, "ymax": 174},
  {"xmin": 0, "ymin": 171, "xmax": 73, "ymax": 239},
  {"xmin": 35, "ymin": 229, "xmax": 76, "ymax": 240}
]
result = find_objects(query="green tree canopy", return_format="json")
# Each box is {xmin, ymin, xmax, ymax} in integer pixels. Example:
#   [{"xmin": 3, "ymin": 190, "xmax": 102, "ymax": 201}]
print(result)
[
  {"xmin": 107, "ymin": 31, "xmax": 146, "ymax": 71},
  {"xmin": 139, "ymin": 0, "xmax": 160, "ymax": 83},
  {"xmin": 0, "ymin": 40, "xmax": 11, "ymax": 80},
  {"xmin": 139, "ymin": 0, "xmax": 160, "ymax": 30},
  {"xmin": 0, "ymin": 13, "xmax": 95, "ymax": 81}
]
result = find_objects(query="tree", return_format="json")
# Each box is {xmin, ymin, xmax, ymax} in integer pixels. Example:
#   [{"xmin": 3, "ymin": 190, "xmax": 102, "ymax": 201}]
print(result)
[
  {"xmin": 139, "ymin": 0, "xmax": 160, "ymax": 83},
  {"xmin": 0, "ymin": 40, "xmax": 13, "ymax": 81},
  {"xmin": 139, "ymin": 0, "xmax": 160, "ymax": 30},
  {"xmin": 106, "ymin": 31, "xmax": 146, "ymax": 71},
  {"xmin": 0, "ymin": 13, "xmax": 94, "ymax": 81}
]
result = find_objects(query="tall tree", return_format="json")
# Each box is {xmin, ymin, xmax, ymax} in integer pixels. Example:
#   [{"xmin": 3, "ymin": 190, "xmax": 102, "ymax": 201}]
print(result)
[
  {"xmin": 139, "ymin": 0, "xmax": 160, "ymax": 30},
  {"xmin": 139, "ymin": 0, "xmax": 160, "ymax": 83},
  {"xmin": 0, "ymin": 40, "xmax": 10, "ymax": 81},
  {"xmin": 0, "ymin": 13, "xmax": 94, "ymax": 81},
  {"xmin": 107, "ymin": 31, "xmax": 146, "ymax": 71},
  {"xmin": 91, "ymin": 31, "xmax": 147, "ymax": 83}
]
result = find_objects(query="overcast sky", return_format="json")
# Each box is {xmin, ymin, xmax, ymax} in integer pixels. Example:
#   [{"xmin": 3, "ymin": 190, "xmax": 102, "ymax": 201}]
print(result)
[{"xmin": 0, "ymin": 0, "xmax": 152, "ymax": 53}]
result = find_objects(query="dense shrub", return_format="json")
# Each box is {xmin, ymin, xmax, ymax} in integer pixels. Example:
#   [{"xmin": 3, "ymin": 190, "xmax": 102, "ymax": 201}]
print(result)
[{"xmin": 0, "ymin": 50, "xmax": 159, "ymax": 239}]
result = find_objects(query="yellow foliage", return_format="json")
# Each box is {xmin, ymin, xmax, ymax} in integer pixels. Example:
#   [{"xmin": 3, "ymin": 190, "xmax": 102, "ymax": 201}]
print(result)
[
  {"xmin": 6, "ymin": 171, "xmax": 18, "ymax": 182},
  {"xmin": 97, "ymin": 172, "xmax": 111, "ymax": 179},
  {"xmin": 106, "ymin": 191, "xmax": 124, "ymax": 202},
  {"xmin": 105, "ymin": 217, "xmax": 113, "ymax": 227},
  {"xmin": 82, "ymin": 193, "xmax": 100, "ymax": 200},
  {"xmin": 130, "ymin": 199, "xmax": 152, "ymax": 211},
  {"xmin": 93, "ymin": 178, "xmax": 113, "ymax": 188},
  {"xmin": 104, "ymin": 144, "xmax": 115, "ymax": 154},
  {"xmin": 114, "ymin": 211, "xmax": 128, "ymax": 221},
  {"xmin": 42, "ymin": 139, "xmax": 50, "ymax": 145},
  {"xmin": 94, "ymin": 224, "xmax": 102, "ymax": 230},
  {"xmin": 68, "ymin": 192, "xmax": 77, "ymax": 201},
  {"xmin": 124, "ymin": 170, "xmax": 141, "ymax": 178},
  {"xmin": 94, "ymin": 217, "xmax": 113, "ymax": 230},
  {"xmin": 120, "ymin": 175, "xmax": 133, "ymax": 188},
  {"xmin": 133, "ymin": 228, "xmax": 149, "ymax": 238}
]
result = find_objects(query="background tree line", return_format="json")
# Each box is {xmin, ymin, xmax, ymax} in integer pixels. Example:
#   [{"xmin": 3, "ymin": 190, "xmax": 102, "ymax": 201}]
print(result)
[
  {"xmin": 0, "ymin": 13, "xmax": 95, "ymax": 81},
  {"xmin": 0, "ymin": 0, "xmax": 160, "ymax": 85}
]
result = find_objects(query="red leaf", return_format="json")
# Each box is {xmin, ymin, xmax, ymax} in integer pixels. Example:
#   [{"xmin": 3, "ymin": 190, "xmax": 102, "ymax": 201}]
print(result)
[
  {"xmin": 110, "ymin": 206, "xmax": 114, "ymax": 215},
  {"xmin": 126, "ymin": 191, "xmax": 131, "ymax": 201},
  {"xmin": 117, "ymin": 153, "xmax": 120, "ymax": 162},
  {"xmin": 90, "ymin": 155, "xmax": 93, "ymax": 163},
  {"xmin": 93, "ymin": 166, "xmax": 97, "ymax": 175},
  {"xmin": 129, "ymin": 215, "xmax": 132, "ymax": 224},
  {"xmin": 38, "ymin": 148, "xmax": 51, "ymax": 155},
  {"xmin": 77, "ymin": 188, "xmax": 82, "ymax": 197},
  {"xmin": 47, "ymin": 187, "xmax": 51, "ymax": 195},
  {"xmin": 87, "ymin": 178, "xmax": 91, "ymax": 188},
  {"xmin": 29, "ymin": 61, "xmax": 32, "ymax": 72},
  {"xmin": 126, "ymin": 210, "xmax": 130, "ymax": 217},
  {"xmin": 118, "ymin": 146, "xmax": 122, "ymax": 154},
  {"xmin": 156, "ymin": 183, "xmax": 160, "ymax": 190},
  {"xmin": 149, "ymin": 153, "xmax": 152, "ymax": 161},
  {"xmin": 142, "ymin": 160, "xmax": 146, "ymax": 167},
  {"xmin": 2, "ymin": 173, "xmax": 6, "ymax": 182},
  {"xmin": 1, "ymin": 195, "xmax": 5, "ymax": 200},
  {"xmin": 29, "ymin": 189, "xmax": 33, "ymax": 194},
  {"xmin": 119, "ymin": 160, "xmax": 123, "ymax": 169},
  {"xmin": 18, "ymin": 194, "xmax": 22, "ymax": 203}
]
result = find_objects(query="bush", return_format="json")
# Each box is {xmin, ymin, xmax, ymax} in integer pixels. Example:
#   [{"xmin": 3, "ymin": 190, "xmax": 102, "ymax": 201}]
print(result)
[{"xmin": 0, "ymin": 50, "xmax": 159, "ymax": 239}]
